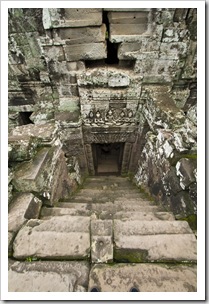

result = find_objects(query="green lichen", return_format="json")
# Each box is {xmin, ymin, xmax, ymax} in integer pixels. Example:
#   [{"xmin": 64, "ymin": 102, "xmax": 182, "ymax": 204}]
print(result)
[
  {"xmin": 114, "ymin": 249, "xmax": 148, "ymax": 263},
  {"xmin": 178, "ymin": 214, "xmax": 197, "ymax": 232},
  {"xmin": 169, "ymin": 153, "xmax": 197, "ymax": 166}
]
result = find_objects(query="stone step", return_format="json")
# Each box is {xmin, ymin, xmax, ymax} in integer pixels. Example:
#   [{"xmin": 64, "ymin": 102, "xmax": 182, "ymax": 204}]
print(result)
[
  {"xmin": 88, "ymin": 263, "xmax": 197, "ymax": 292},
  {"xmin": 114, "ymin": 220, "xmax": 194, "ymax": 235},
  {"xmin": 114, "ymin": 211, "xmax": 175, "ymax": 221},
  {"xmin": 9, "ymin": 260, "xmax": 90, "ymax": 292},
  {"xmin": 40, "ymin": 206, "xmax": 91, "ymax": 219},
  {"xmin": 58, "ymin": 202, "xmax": 160, "ymax": 213},
  {"xmin": 84, "ymin": 177, "xmax": 134, "ymax": 187},
  {"xmin": 13, "ymin": 216, "xmax": 90, "ymax": 260},
  {"xmin": 71, "ymin": 190, "xmax": 153, "ymax": 200},
  {"xmin": 114, "ymin": 220, "xmax": 197, "ymax": 263}
]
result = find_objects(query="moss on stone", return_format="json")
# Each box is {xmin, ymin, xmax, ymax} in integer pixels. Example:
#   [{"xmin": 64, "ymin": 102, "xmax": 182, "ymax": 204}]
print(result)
[
  {"xmin": 169, "ymin": 153, "xmax": 197, "ymax": 166},
  {"xmin": 178, "ymin": 214, "xmax": 197, "ymax": 231},
  {"xmin": 114, "ymin": 249, "xmax": 148, "ymax": 263}
]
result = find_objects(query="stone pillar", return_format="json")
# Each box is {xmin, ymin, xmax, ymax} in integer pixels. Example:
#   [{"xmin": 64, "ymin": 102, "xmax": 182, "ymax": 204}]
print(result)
[
  {"xmin": 121, "ymin": 142, "xmax": 133, "ymax": 174},
  {"xmin": 84, "ymin": 144, "xmax": 95, "ymax": 175}
]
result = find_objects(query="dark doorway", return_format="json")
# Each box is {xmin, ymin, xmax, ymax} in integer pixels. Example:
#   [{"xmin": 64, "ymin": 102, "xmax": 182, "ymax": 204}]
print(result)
[
  {"xmin": 92, "ymin": 143, "xmax": 124, "ymax": 175},
  {"xmin": 19, "ymin": 112, "xmax": 34, "ymax": 125}
]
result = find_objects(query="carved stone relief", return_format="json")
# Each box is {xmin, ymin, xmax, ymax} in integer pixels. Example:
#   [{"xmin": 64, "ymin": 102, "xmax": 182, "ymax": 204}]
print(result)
[{"xmin": 82, "ymin": 107, "xmax": 136, "ymax": 127}]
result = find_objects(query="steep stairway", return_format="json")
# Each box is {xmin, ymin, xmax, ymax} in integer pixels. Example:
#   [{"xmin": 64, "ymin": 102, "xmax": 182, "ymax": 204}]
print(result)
[{"xmin": 9, "ymin": 176, "xmax": 197, "ymax": 292}]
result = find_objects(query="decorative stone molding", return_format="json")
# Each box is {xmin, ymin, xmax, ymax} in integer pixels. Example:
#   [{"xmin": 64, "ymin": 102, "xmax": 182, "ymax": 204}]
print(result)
[
  {"xmin": 84, "ymin": 132, "xmax": 136, "ymax": 144},
  {"xmin": 82, "ymin": 108, "xmax": 136, "ymax": 127}
]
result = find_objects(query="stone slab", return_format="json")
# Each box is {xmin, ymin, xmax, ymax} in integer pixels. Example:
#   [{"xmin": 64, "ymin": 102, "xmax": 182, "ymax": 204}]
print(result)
[
  {"xmin": 114, "ymin": 234, "xmax": 197, "ymax": 262},
  {"xmin": 114, "ymin": 211, "xmax": 175, "ymax": 221},
  {"xmin": 43, "ymin": 8, "xmax": 102, "ymax": 29},
  {"xmin": 58, "ymin": 201, "xmax": 160, "ymax": 216},
  {"xmin": 88, "ymin": 263, "xmax": 196, "ymax": 292},
  {"xmin": 91, "ymin": 220, "xmax": 113, "ymax": 263},
  {"xmin": 108, "ymin": 74, "xmax": 130, "ymax": 87},
  {"xmin": 110, "ymin": 23, "xmax": 148, "ymax": 36},
  {"xmin": 9, "ymin": 260, "xmax": 90, "ymax": 292},
  {"xmin": 108, "ymin": 11, "xmax": 149, "ymax": 24},
  {"xmin": 10, "ymin": 123, "xmax": 58, "ymax": 145},
  {"xmin": 91, "ymin": 236, "xmax": 113, "ymax": 263},
  {"xmin": 64, "ymin": 43, "xmax": 107, "ymax": 61},
  {"xmin": 13, "ymin": 216, "xmax": 90, "ymax": 260},
  {"xmin": 58, "ymin": 25, "xmax": 106, "ymax": 44},
  {"xmin": 91, "ymin": 219, "xmax": 113, "ymax": 236},
  {"xmin": 8, "ymin": 193, "xmax": 42, "ymax": 233},
  {"xmin": 40, "ymin": 206, "xmax": 91, "ymax": 219},
  {"xmin": 114, "ymin": 220, "xmax": 193, "ymax": 235}
]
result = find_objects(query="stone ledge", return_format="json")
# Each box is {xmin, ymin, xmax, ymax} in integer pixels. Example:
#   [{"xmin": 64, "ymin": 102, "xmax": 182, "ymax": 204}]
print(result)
[{"xmin": 9, "ymin": 260, "xmax": 90, "ymax": 292}]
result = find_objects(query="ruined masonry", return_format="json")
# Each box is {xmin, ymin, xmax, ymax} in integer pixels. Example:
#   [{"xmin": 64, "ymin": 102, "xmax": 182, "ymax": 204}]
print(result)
[{"xmin": 8, "ymin": 8, "xmax": 197, "ymax": 292}]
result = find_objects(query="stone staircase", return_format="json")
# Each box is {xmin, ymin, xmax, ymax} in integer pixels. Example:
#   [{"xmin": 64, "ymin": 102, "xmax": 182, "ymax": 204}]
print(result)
[{"xmin": 9, "ymin": 176, "xmax": 197, "ymax": 292}]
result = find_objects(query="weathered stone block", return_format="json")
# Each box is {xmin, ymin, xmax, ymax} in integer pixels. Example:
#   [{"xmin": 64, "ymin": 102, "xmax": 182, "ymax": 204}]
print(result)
[
  {"xmin": 9, "ymin": 260, "xmax": 90, "ymax": 292},
  {"xmin": 159, "ymin": 42, "xmax": 188, "ymax": 59},
  {"xmin": 176, "ymin": 158, "xmax": 196, "ymax": 190},
  {"xmin": 10, "ymin": 123, "xmax": 58, "ymax": 145},
  {"xmin": 108, "ymin": 73, "xmax": 130, "ymax": 87},
  {"xmin": 13, "ymin": 216, "xmax": 90, "ymax": 260},
  {"xmin": 91, "ymin": 219, "xmax": 113, "ymax": 263},
  {"xmin": 118, "ymin": 41, "xmax": 161, "ymax": 59},
  {"xmin": 43, "ymin": 45, "xmax": 65, "ymax": 61},
  {"xmin": 8, "ymin": 193, "xmax": 42, "ymax": 233},
  {"xmin": 55, "ymin": 111, "xmax": 80, "ymax": 123},
  {"xmin": 43, "ymin": 8, "xmax": 102, "ymax": 29},
  {"xmin": 12, "ymin": 147, "xmax": 50, "ymax": 191},
  {"xmin": 108, "ymin": 11, "xmax": 149, "ymax": 24},
  {"xmin": 109, "ymin": 24, "xmax": 148, "ymax": 43},
  {"xmin": 66, "ymin": 61, "xmax": 85, "ymax": 71},
  {"xmin": 58, "ymin": 97, "xmax": 80, "ymax": 112},
  {"xmin": 114, "ymin": 220, "xmax": 196, "ymax": 262},
  {"xmin": 88, "ymin": 263, "xmax": 196, "ymax": 292},
  {"xmin": 91, "ymin": 219, "xmax": 113, "ymax": 236},
  {"xmin": 78, "ymin": 69, "xmax": 108, "ymax": 87},
  {"xmin": 58, "ymin": 24, "xmax": 106, "ymax": 44},
  {"xmin": 64, "ymin": 43, "xmax": 107, "ymax": 61},
  {"xmin": 8, "ymin": 135, "xmax": 40, "ymax": 161},
  {"xmin": 12, "ymin": 146, "xmax": 72, "ymax": 204},
  {"xmin": 162, "ymin": 28, "xmax": 189, "ymax": 43},
  {"xmin": 114, "ymin": 219, "xmax": 193, "ymax": 235},
  {"xmin": 91, "ymin": 236, "xmax": 113, "ymax": 263}
]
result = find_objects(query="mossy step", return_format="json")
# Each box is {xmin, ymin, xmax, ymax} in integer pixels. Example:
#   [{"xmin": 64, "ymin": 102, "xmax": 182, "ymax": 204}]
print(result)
[{"xmin": 114, "ymin": 220, "xmax": 197, "ymax": 263}]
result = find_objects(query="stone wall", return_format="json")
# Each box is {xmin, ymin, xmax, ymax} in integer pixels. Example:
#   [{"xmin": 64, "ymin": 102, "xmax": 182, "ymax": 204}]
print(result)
[
  {"xmin": 8, "ymin": 8, "xmax": 197, "ymax": 218},
  {"xmin": 134, "ymin": 85, "xmax": 197, "ymax": 218}
]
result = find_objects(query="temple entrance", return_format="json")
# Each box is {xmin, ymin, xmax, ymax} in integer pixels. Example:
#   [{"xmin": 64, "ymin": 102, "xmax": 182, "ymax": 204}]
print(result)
[{"xmin": 92, "ymin": 143, "xmax": 124, "ymax": 175}]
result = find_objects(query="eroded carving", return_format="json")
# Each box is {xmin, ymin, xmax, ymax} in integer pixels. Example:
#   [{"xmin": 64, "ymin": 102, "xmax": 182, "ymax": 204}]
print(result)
[{"xmin": 82, "ymin": 107, "xmax": 136, "ymax": 127}]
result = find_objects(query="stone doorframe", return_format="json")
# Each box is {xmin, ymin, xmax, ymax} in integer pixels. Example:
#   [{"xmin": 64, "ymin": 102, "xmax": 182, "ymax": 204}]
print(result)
[{"xmin": 83, "ymin": 126, "xmax": 137, "ymax": 175}]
